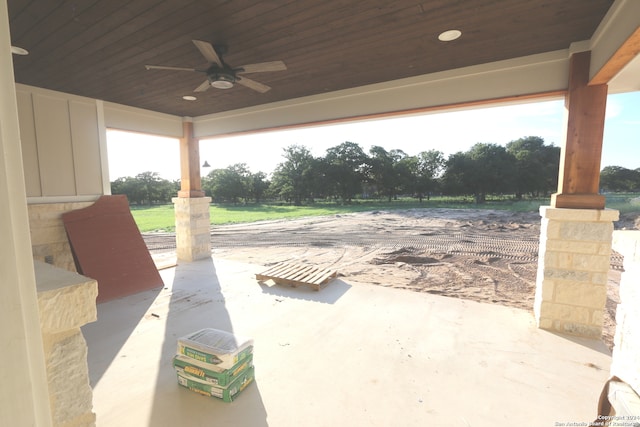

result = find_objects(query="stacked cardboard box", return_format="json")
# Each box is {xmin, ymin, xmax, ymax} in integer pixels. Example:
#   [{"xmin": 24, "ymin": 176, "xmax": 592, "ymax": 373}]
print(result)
[{"xmin": 173, "ymin": 328, "xmax": 254, "ymax": 402}]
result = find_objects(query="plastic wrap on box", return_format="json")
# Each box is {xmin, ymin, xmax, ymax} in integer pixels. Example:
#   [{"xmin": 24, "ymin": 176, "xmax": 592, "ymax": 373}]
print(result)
[{"xmin": 177, "ymin": 328, "xmax": 253, "ymax": 370}]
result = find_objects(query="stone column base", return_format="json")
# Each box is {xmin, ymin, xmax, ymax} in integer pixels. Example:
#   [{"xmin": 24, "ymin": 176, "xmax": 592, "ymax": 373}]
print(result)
[
  {"xmin": 534, "ymin": 206, "xmax": 618, "ymax": 338},
  {"xmin": 172, "ymin": 197, "xmax": 212, "ymax": 262}
]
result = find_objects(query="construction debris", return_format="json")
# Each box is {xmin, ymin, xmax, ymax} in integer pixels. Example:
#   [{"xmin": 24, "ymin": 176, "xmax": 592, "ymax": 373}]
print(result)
[
  {"xmin": 173, "ymin": 328, "xmax": 254, "ymax": 402},
  {"xmin": 256, "ymin": 262, "xmax": 338, "ymax": 291}
]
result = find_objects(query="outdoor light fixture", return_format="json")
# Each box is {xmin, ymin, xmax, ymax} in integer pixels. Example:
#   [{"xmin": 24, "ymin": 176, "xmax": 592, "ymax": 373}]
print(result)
[
  {"xmin": 438, "ymin": 29, "xmax": 462, "ymax": 42},
  {"xmin": 202, "ymin": 160, "xmax": 211, "ymax": 168},
  {"xmin": 182, "ymin": 95, "xmax": 197, "ymax": 101}
]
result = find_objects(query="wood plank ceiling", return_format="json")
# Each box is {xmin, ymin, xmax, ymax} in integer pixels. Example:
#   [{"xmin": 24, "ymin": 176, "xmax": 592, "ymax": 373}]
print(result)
[{"xmin": 8, "ymin": 0, "xmax": 613, "ymax": 118}]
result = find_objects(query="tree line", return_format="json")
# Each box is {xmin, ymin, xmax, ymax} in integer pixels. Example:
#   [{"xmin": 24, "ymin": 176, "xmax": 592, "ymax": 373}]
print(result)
[
  {"xmin": 600, "ymin": 166, "xmax": 640, "ymax": 192},
  {"xmin": 111, "ymin": 171, "xmax": 179, "ymax": 205},
  {"xmin": 110, "ymin": 136, "xmax": 567, "ymax": 205},
  {"xmin": 202, "ymin": 135, "xmax": 561, "ymax": 205}
]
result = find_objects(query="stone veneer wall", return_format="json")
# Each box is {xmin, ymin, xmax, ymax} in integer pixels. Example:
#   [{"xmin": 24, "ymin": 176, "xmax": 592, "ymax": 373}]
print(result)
[
  {"xmin": 173, "ymin": 197, "xmax": 212, "ymax": 261},
  {"xmin": 28, "ymin": 202, "xmax": 94, "ymax": 272},
  {"xmin": 611, "ymin": 231, "xmax": 640, "ymax": 395},
  {"xmin": 35, "ymin": 261, "xmax": 98, "ymax": 427},
  {"xmin": 534, "ymin": 207, "xmax": 619, "ymax": 338}
]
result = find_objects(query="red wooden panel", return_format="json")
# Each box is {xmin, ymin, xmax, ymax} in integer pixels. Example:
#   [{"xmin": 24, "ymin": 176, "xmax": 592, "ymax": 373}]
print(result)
[{"xmin": 63, "ymin": 195, "xmax": 164, "ymax": 303}]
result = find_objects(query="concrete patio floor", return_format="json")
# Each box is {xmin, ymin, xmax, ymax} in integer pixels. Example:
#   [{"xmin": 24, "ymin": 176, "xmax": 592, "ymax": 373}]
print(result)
[{"xmin": 82, "ymin": 256, "xmax": 612, "ymax": 427}]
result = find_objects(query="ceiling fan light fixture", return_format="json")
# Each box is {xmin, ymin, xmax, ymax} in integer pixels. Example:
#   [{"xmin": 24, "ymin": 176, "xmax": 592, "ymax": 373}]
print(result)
[
  {"xmin": 209, "ymin": 72, "xmax": 235, "ymax": 89},
  {"xmin": 438, "ymin": 29, "xmax": 462, "ymax": 42},
  {"xmin": 147, "ymin": 40, "xmax": 284, "ymax": 94},
  {"xmin": 211, "ymin": 80, "xmax": 234, "ymax": 89}
]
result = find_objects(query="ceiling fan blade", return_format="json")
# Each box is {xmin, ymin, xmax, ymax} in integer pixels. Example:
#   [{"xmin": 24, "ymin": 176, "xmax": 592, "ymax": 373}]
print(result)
[
  {"xmin": 236, "ymin": 76, "xmax": 271, "ymax": 93},
  {"xmin": 192, "ymin": 40, "xmax": 222, "ymax": 67},
  {"xmin": 236, "ymin": 61, "xmax": 287, "ymax": 73},
  {"xmin": 193, "ymin": 79, "xmax": 211, "ymax": 92},
  {"xmin": 145, "ymin": 65, "xmax": 197, "ymax": 72}
]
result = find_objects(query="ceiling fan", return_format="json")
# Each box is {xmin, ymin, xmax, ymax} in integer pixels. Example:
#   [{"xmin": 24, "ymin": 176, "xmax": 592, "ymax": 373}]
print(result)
[{"xmin": 145, "ymin": 40, "xmax": 287, "ymax": 93}]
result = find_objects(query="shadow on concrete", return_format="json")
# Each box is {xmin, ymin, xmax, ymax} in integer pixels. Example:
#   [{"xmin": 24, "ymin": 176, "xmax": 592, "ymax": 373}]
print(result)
[
  {"xmin": 83, "ymin": 286, "xmax": 162, "ymax": 385},
  {"xmin": 257, "ymin": 278, "xmax": 351, "ymax": 304},
  {"xmin": 547, "ymin": 330, "xmax": 612, "ymax": 357},
  {"xmin": 147, "ymin": 258, "xmax": 268, "ymax": 427},
  {"xmin": 84, "ymin": 257, "xmax": 267, "ymax": 426}
]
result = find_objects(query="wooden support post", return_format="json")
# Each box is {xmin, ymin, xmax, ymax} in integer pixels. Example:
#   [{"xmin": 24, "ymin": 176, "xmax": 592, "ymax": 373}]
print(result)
[
  {"xmin": 551, "ymin": 51, "xmax": 608, "ymax": 210},
  {"xmin": 174, "ymin": 120, "xmax": 211, "ymax": 260},
  {"xmin": 178, "ymin": 120, "xmax": 204, "ymax": 198}
]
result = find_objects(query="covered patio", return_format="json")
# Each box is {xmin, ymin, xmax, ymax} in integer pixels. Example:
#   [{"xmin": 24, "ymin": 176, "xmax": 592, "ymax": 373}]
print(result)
[
  {"xmin": 84, "ymin": 257, "xmax": 611, "ymax": 427},
  {"xmin": 2, "ymin": 1, "xmax": 640, "ymax": 426}
]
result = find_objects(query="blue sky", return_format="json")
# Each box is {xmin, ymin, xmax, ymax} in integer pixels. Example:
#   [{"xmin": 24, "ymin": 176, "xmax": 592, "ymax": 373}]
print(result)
[{"xmin": 107, "ymin": 91, "xmax": 639, "ymax": 181}]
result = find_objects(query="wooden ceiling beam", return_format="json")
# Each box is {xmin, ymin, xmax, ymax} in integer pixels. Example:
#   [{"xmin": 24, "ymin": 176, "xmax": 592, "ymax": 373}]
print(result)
[{"xmin": 590, "ymin": 26, "xmax": 640, "ymax": 86}]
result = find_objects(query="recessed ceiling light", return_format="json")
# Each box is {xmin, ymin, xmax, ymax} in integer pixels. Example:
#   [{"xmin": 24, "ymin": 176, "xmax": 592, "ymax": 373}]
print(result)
[
  {"xmin": 10, "ymin": 46, "xmax": 29, "ymax": 55},
  {"xmin": 182, "ymin": 95, "xmax": 197, "ymax": 101},
  {"xmin": 438, "ymin": 30, "xmax": 462, "ymax": 42}
]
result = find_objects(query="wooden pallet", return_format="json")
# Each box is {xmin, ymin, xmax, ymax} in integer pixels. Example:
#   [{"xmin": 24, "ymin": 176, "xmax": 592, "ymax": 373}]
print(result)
[{"xmin": 256, "ymin": 262, "xmax": 338, "ymax": 291}]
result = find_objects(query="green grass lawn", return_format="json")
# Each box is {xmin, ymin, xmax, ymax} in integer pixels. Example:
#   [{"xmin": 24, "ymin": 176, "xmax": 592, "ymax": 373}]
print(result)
[
  {"xmin": 130, "ymin": 204, "xmax": 177, "ymax": 232},
  {"xmin": 130, "ymin": 194, "xmax": 640, "ymax": 233},
  {"xmin": 603, "ymin": 193, "xmax": 640, "ymax": 214},
  {"xmin": 130, "ymin": 197, "xmax": 553, "ymax": 232}
]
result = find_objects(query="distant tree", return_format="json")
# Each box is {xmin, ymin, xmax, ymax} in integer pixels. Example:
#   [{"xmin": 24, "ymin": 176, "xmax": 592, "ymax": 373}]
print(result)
[
  {"xmin": 111, "ymin": 176, "xmax": 143, "ymax": 204},
  {"xmin": 506, "ymin": 136, "xmax": 560, "ymax": 198},
  {"xmin": 136, "ymin": 171, "xmax": 160, "ymax": 205},
  {"xmin": 440, "ymin": 151, "xmax": 473, "ymax": 197},
  {"xmin": 441, "ymin": 143, "xmax": 516, "ymax": 203},
  {"xmin": 539, "ymin": 142, "xmax": 561, "ymax": 196},
  {"xmin": 600, "ymin": 166, "xmax": 640, "ymax": 192},
  {"xmin": 270, "ymin": 145, "xmax": 316, "ymax": 205},
  {"xmin": 400, "ymin": 155, "xmax": 419, "ymax": 198},
  {"xmin": 202, "ymin": 169, "xmax": 223, "ymax": 201},
  {"xmin": 203, "ymin": 163, "xmax": 251, "ymax": 203},
  {"xmin": 366, "ymin": 146, "xmax": 409, "ymax": 201},
  {"xmin": 111, "ymin": 171, "xmax": 176, "ymax": 205},
  {"xmin": 249, "ymin": 171, "xmax": 270, "ymax": 203},
  {"xmin": 413, "ymin": 150, "xmax": 445, "ymax": 202},
  {"xmin": 323, "ymin": 141, "xmax": 368, "ymax": 203},
  {"xmin": 394, "ymin": 154, "xmax": 416, "ymax": 197}
]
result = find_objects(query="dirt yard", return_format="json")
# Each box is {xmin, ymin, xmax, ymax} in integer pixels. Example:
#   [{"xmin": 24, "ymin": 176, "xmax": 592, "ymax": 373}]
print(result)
[{"xmin": 145, "ymin": 208, "xmax": 633, "ymax": 349}]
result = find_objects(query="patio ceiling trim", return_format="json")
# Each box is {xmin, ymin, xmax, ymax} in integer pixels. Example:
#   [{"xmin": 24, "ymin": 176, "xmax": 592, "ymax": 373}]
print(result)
[
  {"xmin": 588, "ymin": 0, "xmax": 640, "ymax": 87},
  {"xmin": 194, "ymin": 90, "xmax": 567, "ymax": 141},
  {"xmin": 192, "ymin": 48, "xmax": 573, "ymax": 139},
  {"xmin": 103, "ymin": 101, "xmax": 184, "ymax": 138}
]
